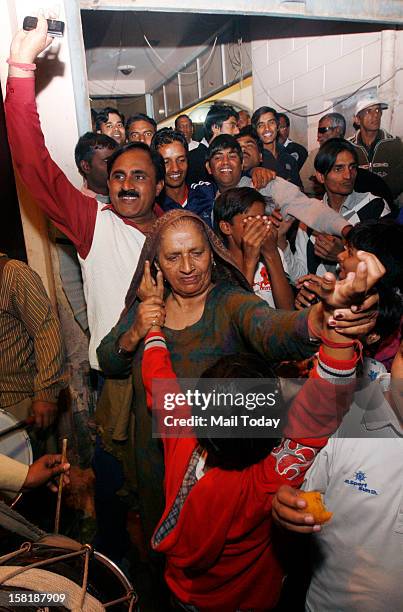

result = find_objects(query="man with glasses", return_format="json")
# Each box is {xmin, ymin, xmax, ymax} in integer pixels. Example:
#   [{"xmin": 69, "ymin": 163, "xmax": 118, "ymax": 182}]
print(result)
[
  {"xmin": 349, "ymin": 94, "xmax": 403, "ymax": 202},
  {"xmin": 301, "ymin": 113, "xmax": 346, "ymax": 195},
  {"xmin": 300, "ymin": 111, "xmax": 393, "ymax": 207}
]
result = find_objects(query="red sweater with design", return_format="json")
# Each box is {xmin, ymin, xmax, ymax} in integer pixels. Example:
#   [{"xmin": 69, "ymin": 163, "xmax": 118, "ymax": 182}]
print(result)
[{"xmin": 142, "ymin": 332, "xmax": 356, "ymax": 611}]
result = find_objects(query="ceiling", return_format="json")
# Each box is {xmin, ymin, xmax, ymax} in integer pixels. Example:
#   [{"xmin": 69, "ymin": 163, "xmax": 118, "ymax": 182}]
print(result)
[
  {"xmin": 82, "ymin": 10, "xmax": 233, "ymax": 96},
  {"xmin": 81, "ymin": 10, "xmax": 398, "ymax": 98}
]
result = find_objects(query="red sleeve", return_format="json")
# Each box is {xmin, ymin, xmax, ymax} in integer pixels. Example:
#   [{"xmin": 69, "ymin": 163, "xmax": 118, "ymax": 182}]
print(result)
[
  {"xmin": 284, "ymin": 348, "xmax": 357, "ymax": 444},
  {"xmin": 263, "ymin": 348, "xmax": 358, "ymax": 489},
  {"xmin": 142, "ymin": 331, "xmax": 194, "ymax": 459},
  {"xmin": 5, "ymin": 77, "xmax": 97, "ymax": 258}
]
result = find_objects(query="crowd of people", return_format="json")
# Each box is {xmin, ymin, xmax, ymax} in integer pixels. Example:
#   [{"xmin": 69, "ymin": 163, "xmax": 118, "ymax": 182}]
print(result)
[{"xmin": 1, "ymin": 15, "xmax": 402, "ymax": 612}]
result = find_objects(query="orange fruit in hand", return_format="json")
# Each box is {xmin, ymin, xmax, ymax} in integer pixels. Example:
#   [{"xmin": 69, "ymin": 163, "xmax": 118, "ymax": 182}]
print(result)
[{"xmin": 299, "ymin": 490, "xmax": 333, "ymax": 524}]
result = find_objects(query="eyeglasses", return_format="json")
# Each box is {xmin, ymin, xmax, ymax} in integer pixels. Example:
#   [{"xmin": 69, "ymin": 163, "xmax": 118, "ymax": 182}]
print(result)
[{"xmin": 317, "ymin": 126, "xmax": 336, "ymax": 134}]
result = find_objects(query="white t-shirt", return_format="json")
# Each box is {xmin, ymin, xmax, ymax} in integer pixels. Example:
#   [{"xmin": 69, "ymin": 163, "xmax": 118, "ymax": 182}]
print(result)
[
  {"xmin": 252, "ymin": 251, "xmax": 288, "ymax": 309},
  {"xmin": 303, "ymin": 366, "xmax": 402, "ymax": 612}
]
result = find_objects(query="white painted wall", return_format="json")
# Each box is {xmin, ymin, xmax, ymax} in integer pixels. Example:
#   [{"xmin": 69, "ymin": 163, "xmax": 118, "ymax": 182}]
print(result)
[{"xmin": 252, "ymin": 29, "xmax": 403, "ymax": 150}]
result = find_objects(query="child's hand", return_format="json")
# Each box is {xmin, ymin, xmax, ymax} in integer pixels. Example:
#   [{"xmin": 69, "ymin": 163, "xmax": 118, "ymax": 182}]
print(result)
[
  {"xmin": 295, "ymin": 274, "xmax": 322, "ymax": 310},
  {"xmin": 318, "ymin": 251, "xmax": 385, "ymax": 311},
  {"xmin": 138, "ymin": 260, "xmax": 164, "ymax": 301},
  {"xmin": 308, "ymin": 252, "xmax": 385, "ymax": 340},
  {"xmin": 242, "ymin": 217, "xmax": 270, "ymax": 263},
  {"xmin": 272, "ymin": 485, "xmax": 322, "ymax": 533},
  {"xmin": 261, "ymin": 224, "xmax": 279, "ymax": 258}
]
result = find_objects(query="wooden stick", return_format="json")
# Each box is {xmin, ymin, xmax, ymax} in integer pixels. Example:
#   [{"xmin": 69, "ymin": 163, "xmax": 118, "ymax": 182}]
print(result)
[{"xmin": 54, "ymin": 438, "xmax": 68, "ymax": 534}]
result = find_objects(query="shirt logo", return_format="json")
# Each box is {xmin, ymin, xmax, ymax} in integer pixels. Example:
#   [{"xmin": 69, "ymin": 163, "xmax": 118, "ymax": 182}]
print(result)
[
  {"xmin": 254, "ymin": 265, "xmax": 271, "ymax": 292},
  {"xmin": 344, "ymin": 470, "xmax": 379, "ymax": 495}
]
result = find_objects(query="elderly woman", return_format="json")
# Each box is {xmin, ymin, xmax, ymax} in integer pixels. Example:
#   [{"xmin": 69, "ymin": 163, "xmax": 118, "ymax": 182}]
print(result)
[{"xmin": 97, "ymin": 209, "xmax": 378, "ymax": 544}]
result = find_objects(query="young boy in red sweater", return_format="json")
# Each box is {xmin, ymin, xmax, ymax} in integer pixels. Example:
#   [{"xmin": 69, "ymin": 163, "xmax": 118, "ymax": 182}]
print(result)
[{"xmin": 141, "ymin": 255, "xmax": 382, "ymax": 611}]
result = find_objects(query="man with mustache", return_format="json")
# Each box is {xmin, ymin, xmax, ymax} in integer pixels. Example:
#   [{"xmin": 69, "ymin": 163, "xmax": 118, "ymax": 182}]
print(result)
[
  {"xmin": 125, "ymin": 113, "xmax": 156, "ymax": 146},
  {"xmin": 206, "ymin": 134, "xmax": 351, "ymax": 239},
  {"xmin": 5, "ymin": 17, "xmax": 166, "ymax": 568},
  {"xmin": 5, "ymin": 18, "xmax": 165, "ymax": 373}
]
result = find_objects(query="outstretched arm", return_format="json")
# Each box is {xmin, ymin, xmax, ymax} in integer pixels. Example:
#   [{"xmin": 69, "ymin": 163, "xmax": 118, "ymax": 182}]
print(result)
[
  {"xmin": 5, "ymin": 16, "xmax": 97, "ymax": 258},
  {"xmin": 267, "ymin": 177, "xmax": 350, "ymax": 237}
]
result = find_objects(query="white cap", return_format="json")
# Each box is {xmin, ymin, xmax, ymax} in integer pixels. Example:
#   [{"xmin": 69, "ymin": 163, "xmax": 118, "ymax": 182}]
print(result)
[{"xmin": 355, "ymin": 95, "xmax": 388, "ymax": 116}]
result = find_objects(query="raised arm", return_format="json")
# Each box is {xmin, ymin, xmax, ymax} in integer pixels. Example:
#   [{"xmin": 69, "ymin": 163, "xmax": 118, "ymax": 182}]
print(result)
[{"xmin": 5, "ymin": 16, "xmax": 97, "ymax": 258}]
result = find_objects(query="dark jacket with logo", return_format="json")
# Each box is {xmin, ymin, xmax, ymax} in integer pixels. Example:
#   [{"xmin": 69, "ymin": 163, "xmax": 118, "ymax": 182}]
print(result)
[
  {"xmin": 349, "ymin": 129, "xmax": 403, "ymax": 199},
  {"xmin": 160, "ymin": 181, "xmax": 215, "ymax": 227}
]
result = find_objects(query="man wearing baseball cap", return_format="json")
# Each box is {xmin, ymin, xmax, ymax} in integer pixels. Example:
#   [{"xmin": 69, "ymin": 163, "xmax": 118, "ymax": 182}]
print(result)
[{"xmin": 349, "ymin": 93, "xmax": 403, "ymax": 202}]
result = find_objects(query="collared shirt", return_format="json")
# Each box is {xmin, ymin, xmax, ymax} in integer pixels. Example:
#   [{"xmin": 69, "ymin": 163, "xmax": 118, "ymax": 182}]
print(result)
[
  {"xmin": 282, "ymin": 190, "xmax": 390, "ymax": 282},
  {"xmin": 304, "ymin": 367, "xmax": 402, "ymax": 612},
  {"xmin": 188, "ymin": 139, "xmax": 201, "ymax": 152},
  {"xmin": 0, "ymin": 256, "xmax": 66, "ymax": 408},
  {"xmin": 262, "ymin": 144, "xmax": 302, "ymax": 187},
  {"xmin": 81, "ymin": 183, "xmax": 110, "ymax": 204}
]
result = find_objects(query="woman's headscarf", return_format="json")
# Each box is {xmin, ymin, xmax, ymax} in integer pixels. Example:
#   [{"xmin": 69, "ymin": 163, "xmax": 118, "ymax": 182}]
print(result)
[{"xmin": 122, "ymin": 209, "xmax": 251, "ymax": 317}]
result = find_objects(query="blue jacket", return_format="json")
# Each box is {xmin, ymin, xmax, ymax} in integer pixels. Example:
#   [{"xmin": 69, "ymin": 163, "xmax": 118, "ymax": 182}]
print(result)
[{"xmin": 160, "ymin": 181, "xmax": 216, "ymax": 227}]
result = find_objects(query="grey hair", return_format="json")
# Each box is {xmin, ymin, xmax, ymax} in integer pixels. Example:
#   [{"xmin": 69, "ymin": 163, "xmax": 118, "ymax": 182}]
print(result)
[{"xmin": 320, "ymin": 112, "xmax": 346, "ymax": 137}]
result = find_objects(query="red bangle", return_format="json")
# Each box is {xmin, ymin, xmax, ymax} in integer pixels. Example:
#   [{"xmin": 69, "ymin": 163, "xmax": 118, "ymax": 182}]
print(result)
[
  {"xmin": 320, "ymin": 334, "xmax": 363, "ymax": 359},
  {"xmin": 7, "ymin": 58, "xmax": 36, "ymax": 71}
]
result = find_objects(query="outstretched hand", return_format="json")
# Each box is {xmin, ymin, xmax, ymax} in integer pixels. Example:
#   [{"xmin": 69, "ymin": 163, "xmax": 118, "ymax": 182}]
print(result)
[
  {"xmin": 316, "ymin": 251, "xmax": 385, "ymax": 311},
  {"xmin": 9, "ymin": 14, "xmax": 53, "ymax": 66},
  {"xmin": 308, "ymin": 251, "xmax": 385, "ymax": 338},
  {"xmin": 272, "ymin": 485, "xmax": 322, "ymax": 533}
]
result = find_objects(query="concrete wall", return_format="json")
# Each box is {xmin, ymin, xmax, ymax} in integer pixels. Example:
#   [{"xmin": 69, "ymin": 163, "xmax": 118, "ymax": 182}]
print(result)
[{"xmin": 252, "ymin": 29, "xmax": 403, "ymax": 150}]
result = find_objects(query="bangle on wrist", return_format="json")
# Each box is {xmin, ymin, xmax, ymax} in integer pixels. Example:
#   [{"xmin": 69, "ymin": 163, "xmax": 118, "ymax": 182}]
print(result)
[
  {"xmin": 320, "ymin": 334, "xmax": 363, "ymax": 359},
  {"xmin": 7, "ymin": 58, "xmax": 36, "ymax": 71}
]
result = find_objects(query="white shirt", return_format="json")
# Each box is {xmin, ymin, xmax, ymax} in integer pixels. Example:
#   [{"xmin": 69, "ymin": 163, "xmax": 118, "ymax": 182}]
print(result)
[
  {"xmin": 253, "ymin": 251, "xmax": 288, "ymax": 309},
  {"xmin": 282, "ymin": 191, "xmax": 390, "ymax": 283},
  {"xmin": 304, "ymin": 372, "xmax": 402, "ymax": 612},
  {"xmin": 78, "ymin": 202, "xmax": 145, "ymax": 369},
  {"xmin": 188, "ymin": 139, "xmax": 201, "ymax": 152}
]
